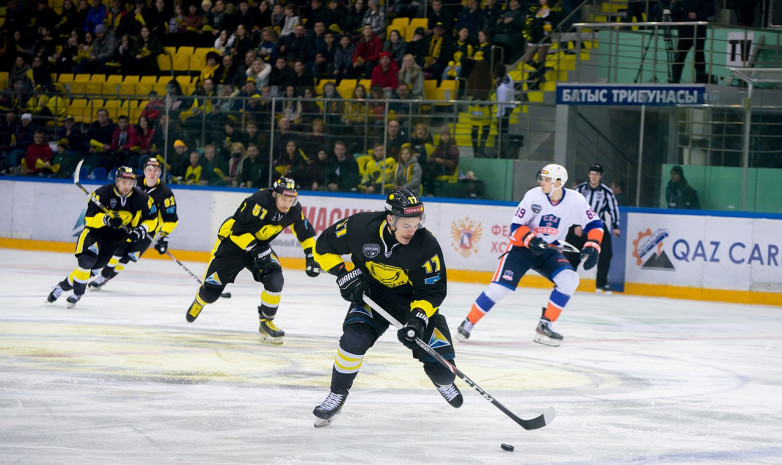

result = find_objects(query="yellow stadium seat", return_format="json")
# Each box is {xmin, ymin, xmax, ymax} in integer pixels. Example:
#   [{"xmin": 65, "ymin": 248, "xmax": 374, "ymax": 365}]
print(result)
[
  {"xmin": 84, "ymin": 81, "xmax": 103, "ymax": 96},
  {"xmin": 190, "ymin": 48, "xmax": 209, "ymax": 71},
  {"xmin": 358, "ymin": 79, "xmax": 372, "ymax": 90},
  {"xmin": 389, "ymin": 17, "xmax": 408, "ymax": 39},
  {"xmin": 172, "ymin": 53, "xmax": 190, "ymax": 73},
  {"xmin": 102, "ymin": 82, "xmax": 119, "ymax": 95},
  {"xmin": 153, "ymin": 82, "xmax": 168, "ymax": 95},
  {"xmin": 57, "ymin": 73, "xmax": 74, "ymax": 85},
  {"xmin": 407, "ymin": 18, "xmax": 427, "ymax": 41},
  {"xmin": 136, "ymin": 82, "xmax": 154, "ymax": 96},
  {"xmin": 123, "ymin": 75, "xmax": 141, "ymax": 84},
  {"xmin": 90, "ymin": 74, "xmax": 106, "ymax": 83},
  {"xmin": 336, "ymin": 79, "xmax": 357, "ymax": 99},
  {"xmin": 139, "ymin": 75, "xmax": 157, "ymax": 85},
  {"xmin": 423, "ymin": 79, "xmax": 438, "ymax": 100},
  {"xmin": 74, "ymin": 73, "xmax": 91, "ymax": 82},
  {"xmin": 436, "ymin": 80, "xmax": 457, "ymax": 103},
  {"xmin": 157, "ymin": 52, "xmax": 173, "ymax": 74},
  {"xmin": 118, "ymin": 81, "xmax": 137, "ymax": 97},
  {"xmin": 106, "ymin": 74, "xmax": 122, "ymax": 84}
]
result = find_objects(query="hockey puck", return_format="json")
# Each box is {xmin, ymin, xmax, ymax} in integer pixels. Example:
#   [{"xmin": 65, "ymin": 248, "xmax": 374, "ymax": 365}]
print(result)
[
  {"xmin": 221, "ymin": 292, "xmax": 232, "ymax": 298},
  {"xmin": 501, "ymin": 444, "xmax": 514, "ymax": 452}
]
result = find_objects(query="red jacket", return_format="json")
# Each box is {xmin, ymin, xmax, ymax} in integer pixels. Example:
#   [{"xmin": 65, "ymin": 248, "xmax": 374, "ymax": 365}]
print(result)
[
  {"xmin": 370, "ymin": 60, "xmax": 399, "ymax": 90},
  {"xmin": 131, "ymin": 127, "xmax": 155, "ymax": 152},
  {"xmin": 353, "ymin": 34, "xmax": 382, "ymax": 64},
  {"xmin": 140, "ymin": 100, "xmax": 164, "ymax": 122},
  {"xmin": 24, "ymin": 142, "xmax": 54, "ymax": 173},
  {"xmin": 111, "ymin": 125, "xmax": 138, "ymax": 151}
]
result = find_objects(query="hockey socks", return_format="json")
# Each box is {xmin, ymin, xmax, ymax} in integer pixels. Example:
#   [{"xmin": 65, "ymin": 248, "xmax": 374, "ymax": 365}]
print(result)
[
  {"xmin": 466, "ymin": 292, "xmax": 496, "ymax": 324},
  {"xmin": 544, "ymin": 289, "xmax": 570, "ymax": 322}
]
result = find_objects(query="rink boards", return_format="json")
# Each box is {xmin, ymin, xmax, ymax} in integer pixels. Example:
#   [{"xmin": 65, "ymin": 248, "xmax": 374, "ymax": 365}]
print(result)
[{"xmin": 1, "ymin": 178, "xmax": 780, "ymax": 305}]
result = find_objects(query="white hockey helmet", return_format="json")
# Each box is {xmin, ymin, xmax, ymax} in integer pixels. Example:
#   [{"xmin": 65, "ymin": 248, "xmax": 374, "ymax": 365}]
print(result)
[{"xmin": 538, "ymin": 164, "xmax": 568, "ymax": 190}]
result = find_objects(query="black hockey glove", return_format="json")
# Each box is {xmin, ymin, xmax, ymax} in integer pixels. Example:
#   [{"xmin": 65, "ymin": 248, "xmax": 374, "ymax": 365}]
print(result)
[
  {"xmin": 304, "ymin": 250, "xmax": 321, "ymax": 278},
  {"xmin": 103, "ymin": 214, "xmax": 123, "ymax": 229},
  {"xmin": 397, "ymin": 309, "xmax": 429, "ymax": 350},
  {"xmin": 528, "ymin": 236, "xmax": 548, "ymax": 256},
  {"xmin": 580, "ymin": 240, "xmax": 601, "ymax": 270},
  {"xmin": 128, "ymin": 226, "xmax": 147, "ymax": 242},
  {"xmin": 250, "ymin": 244, "xmax": 274, "ymax": 273},
  {"xmin": 335, "ymin": 265, "xmax": 369, "ymax": 305},
  {"xmin": 154, "ymin": 235, "xmax": 169, "ymax": 254}
]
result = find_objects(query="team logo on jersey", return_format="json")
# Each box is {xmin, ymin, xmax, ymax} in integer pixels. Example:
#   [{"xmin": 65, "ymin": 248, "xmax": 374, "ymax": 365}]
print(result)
[
  {"xmin": 632, "ymin": 228, "xmax": 674, "ymax": 270},
  {"xmin": 205, "ymin": 272, "xmax": 222, "ymax": 286},
  {"xmin": 502, "ymin": 270, "xmax": 514, "ymax": 281},
  {"xmin": 536, "ymin": 214, "xmax": 561, "ymax": 235},
  {"xmin": 366, "ymin": 261, "xmax": 409, "ymax": 287},
  {"xmin": 272, "ymin": 212, "xmax": 283, "ymax": 222},
  {"xmin": 531, "ymin": 204, "xmax": 542, "ymax": 213},
  {"xmin": 450, "ymin": 217, "xmax": 483, "ymax": 257},
  {"xmin": 428, "ymin": 328, "xmax": 451, "ymax": 349},
  {"xmin": 424, "ymin": 274, "xmax": 440, "ymax": 285},
  {"xmin": 362, "ymin": 243, "xmax": 380, "ymax": 258},
  {"xmin": 109, "ymin": 198, "xmax": 118, "ymax": 209}
]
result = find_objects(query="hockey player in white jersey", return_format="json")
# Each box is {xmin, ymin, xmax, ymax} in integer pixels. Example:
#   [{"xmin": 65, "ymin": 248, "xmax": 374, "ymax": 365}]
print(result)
[{"xmin": 455, "ymin": 164, "xmax": 604, "ymax": 346}]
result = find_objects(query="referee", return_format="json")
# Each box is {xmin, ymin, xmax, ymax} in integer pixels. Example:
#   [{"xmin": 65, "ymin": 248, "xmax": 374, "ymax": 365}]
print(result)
[{"xmin": 565, "ymin": 163, "xmax": 621, "ymax": 293}]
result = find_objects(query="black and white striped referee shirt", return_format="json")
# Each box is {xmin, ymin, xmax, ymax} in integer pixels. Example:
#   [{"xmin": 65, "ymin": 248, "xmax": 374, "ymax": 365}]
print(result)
[{"xmin": 573, "ymin": 182, "xmax": 621, "ymax": 231}]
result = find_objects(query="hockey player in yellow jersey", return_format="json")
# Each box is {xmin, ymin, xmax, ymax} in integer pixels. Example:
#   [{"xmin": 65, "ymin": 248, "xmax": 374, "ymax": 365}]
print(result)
[
  {"xmin": 47, "ymin": 167, "xmax": 159, "ymax": 307},
  {"xmin": 88, "ymin": 158, "xmax": 179, "ymax": 290},
  {"xmin": 185, "ymin": 177, "xmax": 320, "ymax": 343},
  {"xmin": 311, "ymin": 187, "xmax": 462, "ymax": 427}
]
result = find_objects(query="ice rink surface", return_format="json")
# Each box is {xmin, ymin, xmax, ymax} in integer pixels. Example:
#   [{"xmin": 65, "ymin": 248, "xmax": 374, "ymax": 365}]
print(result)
[{"xmin": 1, "ymin": 248, "xmax": 781, "ymax": 465}]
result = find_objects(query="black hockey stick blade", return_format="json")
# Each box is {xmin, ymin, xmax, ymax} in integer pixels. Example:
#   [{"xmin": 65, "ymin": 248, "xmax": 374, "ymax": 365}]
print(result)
[{"xmin": 363, "ymin": 295, "xmax": 555, "ymax": 431}]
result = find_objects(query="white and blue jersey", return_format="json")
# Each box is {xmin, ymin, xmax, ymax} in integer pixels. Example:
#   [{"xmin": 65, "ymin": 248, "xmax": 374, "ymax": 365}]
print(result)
[{"xmin": 509, "ymin": 187, "xmax": 602, "ymax": 247}]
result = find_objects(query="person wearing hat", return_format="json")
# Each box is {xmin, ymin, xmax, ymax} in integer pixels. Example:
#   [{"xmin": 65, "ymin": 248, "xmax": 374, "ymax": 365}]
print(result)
[
  {"xmin": 666, "ymin": 165, "xmax": 700, "ymax": 210},
  {"xmin": 566, "ymin": 163, "xmax": 622, "ymax": 294},
  {"xmin": 56, "ymin": 114, "xmax": 86, "ymax": 155},
  {"xmin": 370, "ymin": 51, "xmax": 399, "ymax": 94},
  {"xmin": 76, "ymin": 22, "xmax": 116, "ymax": 73},
  {"xmin": 423, "ymin": 21, "xmax": 454, "ymax": 83}
]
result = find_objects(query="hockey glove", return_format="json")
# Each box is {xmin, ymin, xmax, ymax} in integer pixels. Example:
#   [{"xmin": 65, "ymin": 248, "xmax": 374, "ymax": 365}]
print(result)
[
  {"xmin": 103, "ymin": 214, "xmax": 123, "ymax": 229},
  {"xmin": 250, "ymin": 244, "xmax": 274, "ymax": 273},
  {"xmin": 128, "ymin": 226, "xmax": 147, "ymax": 242},
  {"xmin": 580, "ymin": 240, "xmax": 601, "ymax": 270},
  {"xmin": 397, "ymin": 309, "xmax": 428, "ymax": 350},
  {"xmin": 304, "ymin": 251, "xmax": 321, "ymax": 278},
  {"xmin": 154, "ymin": 235, "xmax": 169, "ymax": 254},
  {"xmin": 527, "ymin": 236, "xmax": 548, "ymax": 256},
  {"xmin": 335, "ymin": 265, "xmax": 369, "ymax": 305}
]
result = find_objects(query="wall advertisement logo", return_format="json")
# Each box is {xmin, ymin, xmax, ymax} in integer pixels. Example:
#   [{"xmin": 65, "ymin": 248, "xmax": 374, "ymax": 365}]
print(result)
[
  {"xmin": 632, "ymin": 228, "xmax": 674, "ymax": 270},
  {"xmin": 451, "ymin": 217, "xmax": 483, "ymax": 257}
]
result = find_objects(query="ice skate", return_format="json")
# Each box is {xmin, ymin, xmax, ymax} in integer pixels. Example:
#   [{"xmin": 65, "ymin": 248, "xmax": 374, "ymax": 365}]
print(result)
[
  {"xmin": 66, "ymin": 294, "xmax": 82, "ymax": 308},
  {"xmin": 185, "ymin": 299, "xmax": 204, "ymax": 322},
  {"xmin": 88, "ymin": 275, "xmax": 111, "ymax": 291},
  {"xmin": 534, "ymin": 318, "xmax": 563, "ymax": 347},
  {"xmin": 259, "ymin": 318, "xmax": 284, "ymax": 344},
  {"xmin": 313, "ymin": 391, "xmax": 348, "ymax": 427},
  {"xmin": 46, "ymin": 285, "xmax": 64, "ymax": 303},
  {"xmin": 602, "ymin": 285, "xmax": 612, "ymax": 295},
  {"xmin": 455, "ymin": 318, "xmax": 473, "ymax": 342},
  {"xmin": 434, "ymin": 382, "xmax": 463, "ymax": 408}
]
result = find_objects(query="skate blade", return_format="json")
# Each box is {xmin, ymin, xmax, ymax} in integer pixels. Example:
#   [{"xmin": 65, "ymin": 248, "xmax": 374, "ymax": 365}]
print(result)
[
  {"xmin": 533, "ymin": 334, "xmax": 562, "ymax": 347},
  {"xmin": 67, "ymin": 302, "xmax": 79, "ymax": 309},
  {"xmin": 260, "ymin": 333, "xmax": 284, "ymax": 345},
  {"xmin": 313, "ymin": 417, "xmax": 335, "ymax": 427},
  {"xmin": 454, "ymin": 332, "xmax": 469, "ymax": 342}
]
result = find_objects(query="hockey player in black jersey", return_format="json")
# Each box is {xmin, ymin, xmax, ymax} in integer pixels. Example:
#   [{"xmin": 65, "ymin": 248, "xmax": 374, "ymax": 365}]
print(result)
[
  {"xmin": 312, "ymin": 187, "xmax": 462, "ymax": 427},
  {"xmin": 185, "ymin": 177, "xmax": 320, "ymax": 344},
  {"xmin": 46, "ymin": 167, "xmax": 159, "ymax": 307},
  {"xmin": 88, "ymin": 158, "xmax": 179, "ymax": 290}
]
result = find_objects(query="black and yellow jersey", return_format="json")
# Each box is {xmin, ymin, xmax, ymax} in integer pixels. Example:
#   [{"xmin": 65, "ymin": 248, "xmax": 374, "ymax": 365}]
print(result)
[
  {"xmin": 218, "ymin": 188, "xmax": 316, "ymax": 252},
  {"xmin": 84, "ymin": 183, "xmax": 159, "ymax": 242},
  {"xmin": 139, "ymin": 177, "xmax": 178, "ymax": 237},
  {"xmin": 314, "ymin": 211, "xmax": 447, "ymax": 317}
]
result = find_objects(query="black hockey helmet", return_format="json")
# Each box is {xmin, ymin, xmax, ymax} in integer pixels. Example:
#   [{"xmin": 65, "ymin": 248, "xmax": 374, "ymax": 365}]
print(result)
[
  {"xmin": 115, "ymin": 166, "xmax": 136, "ymax": 182},
  {"xmin": 273, "ymin": 176, "xmax": 298, "ymax": 197},
  {"xmin": 144, "ymin": 158, "xmax": 162, "ymax": 170},
  {"xmin": 385, "ymin": 187, "xmax": 424, "ymax": 218}
]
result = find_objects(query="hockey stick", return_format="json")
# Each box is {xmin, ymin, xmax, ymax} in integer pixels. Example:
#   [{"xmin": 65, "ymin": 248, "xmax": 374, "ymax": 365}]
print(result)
[
  {"xmin": 74, "ymin": 160, "xmax": 231, "ymax": 299},
  {"xmin": 165, "ymin": 250, "xmax": 232, "ymax": 299},
  {"xmin": 498, "ymin": 240, "xmax": 579, "ymax": 259},
  {"xmin": 362, "ymin": 295, "xmax": 555, "ymax": 431}
]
